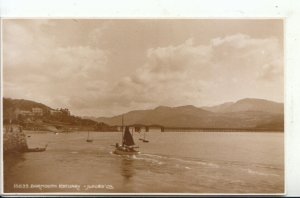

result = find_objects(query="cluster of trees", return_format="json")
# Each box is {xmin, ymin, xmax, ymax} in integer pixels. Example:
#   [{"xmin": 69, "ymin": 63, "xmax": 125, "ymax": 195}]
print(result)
[{"xmin": 44, "ymin": 113, "xmax": 97, "ymax": 126}]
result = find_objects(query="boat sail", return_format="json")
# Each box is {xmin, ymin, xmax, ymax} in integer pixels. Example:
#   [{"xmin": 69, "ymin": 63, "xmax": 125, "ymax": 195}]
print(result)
[
  {"xmin": 123, "ymin": 126, "xmax": 135, "ymax": 146},
  {"xmin": 139, "ymin": 131, "xmax": 149, "ymax": 143},
  {"xmin": 113, "ymin": 126, "xmax": 139, "ymax": 155},
  {"xmin": 86, "ymin": 131, "xmax": 93, "ymax": 142}
]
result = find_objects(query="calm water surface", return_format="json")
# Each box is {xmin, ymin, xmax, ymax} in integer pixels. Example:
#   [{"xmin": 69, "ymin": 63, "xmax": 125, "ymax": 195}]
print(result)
[{"xmin": 4, "ymin": 131, "xmax": 284, "ymax": 193}]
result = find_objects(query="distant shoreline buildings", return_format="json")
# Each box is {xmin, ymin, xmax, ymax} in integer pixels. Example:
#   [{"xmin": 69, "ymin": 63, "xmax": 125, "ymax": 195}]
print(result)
[
  {"xmin": 14, "ymin": 107, "xmax": 70, "ymax": 119},
  {"xmin": 49, "ymin": 108, "xmax": 70, "ymax": 116}
]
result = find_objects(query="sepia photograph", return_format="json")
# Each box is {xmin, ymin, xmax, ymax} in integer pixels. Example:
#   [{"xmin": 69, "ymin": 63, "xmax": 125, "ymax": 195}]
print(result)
[{"xmin": 2, "ymin": 19, "xmax": 284, "ymax": 194}]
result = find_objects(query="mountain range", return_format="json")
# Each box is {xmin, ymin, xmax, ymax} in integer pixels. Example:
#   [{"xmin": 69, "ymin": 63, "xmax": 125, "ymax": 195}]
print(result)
[
  {"xmin": 202, "ymin": 98, "xmax": 283, "ymax": 114},
  {"xmin": 3, "ymin": 97, "xmax": 284, "ymax": 131},
  {"xmin": 93, "ymin": 98, "xmax": 284, "ymax": 130}
]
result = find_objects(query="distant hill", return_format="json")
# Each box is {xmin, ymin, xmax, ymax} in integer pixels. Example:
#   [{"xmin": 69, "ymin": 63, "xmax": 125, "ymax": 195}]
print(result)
[
  {"xmin": 97, "ymin": 105, "xmax": 212, "ymax": 127},
  {"xmin": 202, "ymin": 102, "xmax": 234, "ymax": 113},
  {"xmin": 2, "ymin": 98, "xmax": 116, "ymax": 131},
  {"xmin": 4, "ymin": 98, "xmax": 52, "ymax": 110},
  {"xmin": 3, "ymin": 98, "xmax": 52, "ymax": 120},
  {"xmin": 202, "ymin": 98, "xmax": 283, "ymax": 114},
  {"xmin": 4, "ymin": 97, "xmax": 283, "ymax": 131},
  {"xmin": 95, "ymin": 98, "xmax": 284, "ymax": 130}
]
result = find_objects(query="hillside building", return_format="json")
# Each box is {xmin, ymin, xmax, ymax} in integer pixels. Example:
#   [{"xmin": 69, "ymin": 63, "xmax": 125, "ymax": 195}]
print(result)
[
  {"xmin": 32, "ymin": 107, "xmax": 43, "ymax": 116},
  {"xmin": 50, "ymin": 109, "xmax": 62, "ymax": 116}
]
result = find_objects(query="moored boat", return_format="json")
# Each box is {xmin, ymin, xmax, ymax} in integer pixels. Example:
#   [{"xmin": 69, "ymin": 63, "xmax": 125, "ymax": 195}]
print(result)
[
  {"xmin": 139, "ymin": 131, "xmax": 149, "ymax": 143},
  {"xmin": 26, "ymin": 144, "xmax": 48, "ymax": 152},
  {"xmin": 86, "ymin": 131, "xmax": 93, "ymax": 142},
  {"xmin": 26, "ymin": 147, "xmax": 46, "ymax": 152}
]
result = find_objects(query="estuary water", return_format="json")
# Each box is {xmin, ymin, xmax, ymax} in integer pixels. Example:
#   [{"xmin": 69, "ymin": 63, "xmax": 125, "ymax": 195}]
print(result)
[{"xmin": 4, "ymin": 131, "xmax": 284, "ymax": 194}]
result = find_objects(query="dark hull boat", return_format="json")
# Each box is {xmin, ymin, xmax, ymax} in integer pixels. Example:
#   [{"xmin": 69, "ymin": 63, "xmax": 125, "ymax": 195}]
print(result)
[
  {"xmin": 113, "ymin": 146, "xmax": 139, "ymax": 155},
  {"xmin": 113, "ymin": 126, "xmax": 139, "ymax": 155},
  {"xmin": 139, "ymin": 132, "xmax": 149, "ymax": 143},
  {"xmin": 26, "ymin": 148, "xmax": 46, "ymax": 152},
  {"xmin": 26, "ymin": 144, "xmax": 48, "ymax": 152},
  {"xmin": 139, "ymin": 138, "xmax": 149, "ymax": 143}
]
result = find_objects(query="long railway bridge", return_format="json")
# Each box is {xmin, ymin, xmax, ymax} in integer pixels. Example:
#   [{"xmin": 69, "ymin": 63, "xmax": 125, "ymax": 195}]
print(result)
[{"xmin": 113, "ymin": 124, "xmax": 283, "ymax": 133}]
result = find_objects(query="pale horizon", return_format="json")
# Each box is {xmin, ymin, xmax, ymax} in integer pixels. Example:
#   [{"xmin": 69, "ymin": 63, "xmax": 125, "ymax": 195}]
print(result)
[{"xmin": 3, "ymin": 19, "xmax": 284, "ymax": 117}]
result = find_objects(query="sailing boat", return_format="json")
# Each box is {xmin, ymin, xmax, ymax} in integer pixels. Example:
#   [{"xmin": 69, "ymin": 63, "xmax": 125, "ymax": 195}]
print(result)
[
  {"xmin": 139, "ymin": 131, "xmax": 149, "ymax": 143},
  {"xmin": 113, "ymin": 126, "xmax": 139, "ymax": 155},
  {"xmin": 86, "ymin": 131, "xmax": 93, "ymax": 142}
]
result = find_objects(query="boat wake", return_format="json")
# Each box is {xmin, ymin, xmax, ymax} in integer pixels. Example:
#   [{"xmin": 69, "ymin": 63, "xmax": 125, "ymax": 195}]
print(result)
[
  {"xmin": 109, "ymin": 151, "xmax": 281, "ymax": 179},
  {"xmin": 242, "ymin": 168, "xmax": 280, "ymax": 177},
  {"xmin": 132, "ymin": 153, "xmax": 220, "ymax": 169}
]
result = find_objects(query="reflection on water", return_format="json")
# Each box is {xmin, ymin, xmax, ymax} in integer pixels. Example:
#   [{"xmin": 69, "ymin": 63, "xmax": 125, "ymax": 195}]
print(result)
[
  {"xmin": 4, "ymin": 152, "xmax": 26, "ymax": 166},
  {"xmin": 3, "ymin": 131, "xmax": 284, "ymax": 193},
  {"xmin": 120, "ymin": 157, "xmax": 135, "ymax": 180}
]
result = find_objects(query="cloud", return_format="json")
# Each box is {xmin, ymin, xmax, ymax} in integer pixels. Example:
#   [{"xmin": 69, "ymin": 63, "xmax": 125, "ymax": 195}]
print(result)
[
  {"xmin": 3, "ymin": 20, "xmax": 283, "ymax": 117},
  {"xmin": 145, "ymin": 38, "xmax": 212, "ymax": 77},
  {"xmin": 210, "ymin": 33, "xmax": 283, "ymax": 80},
  {"xmin": 3, "ymin": 20, "xmax": 109, "ymax": 113},
  {"xmin": 104, "ymin": 33, "xmax": 283, "ymax": 113}
]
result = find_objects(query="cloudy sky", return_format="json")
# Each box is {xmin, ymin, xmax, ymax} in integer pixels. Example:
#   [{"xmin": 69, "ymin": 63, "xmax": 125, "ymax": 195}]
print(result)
[{"xmin": 3, "ymin": 19, "xmax": 283, "ymax": 117}]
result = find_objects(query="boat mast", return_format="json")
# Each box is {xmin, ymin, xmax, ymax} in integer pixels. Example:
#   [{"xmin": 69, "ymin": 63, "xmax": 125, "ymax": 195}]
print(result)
[
  {"xmin": 121, "ymin": 115, "xmax": 124, "ymax": 145},
  {"xmin": 131, "ymin": 127, "xmax": 134, "ymax": 137}
]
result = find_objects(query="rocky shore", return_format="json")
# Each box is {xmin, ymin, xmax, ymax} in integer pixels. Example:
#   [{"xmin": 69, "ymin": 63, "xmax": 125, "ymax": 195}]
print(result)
[{"xmin": 3, "ymin": 125, "xmax": 28, "ymax": 153}]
